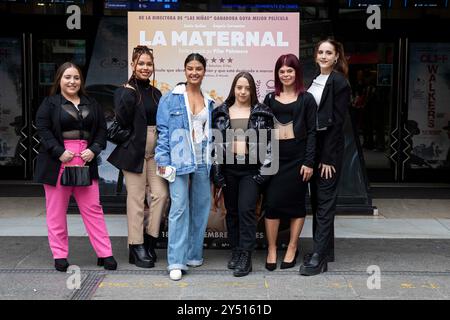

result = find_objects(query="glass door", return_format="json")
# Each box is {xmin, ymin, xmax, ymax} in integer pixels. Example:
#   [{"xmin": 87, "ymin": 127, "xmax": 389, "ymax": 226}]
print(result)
[
  {"xmin": 0, "ymin": 36, "xmax": 26, "ymax": 179},
  {"xmin": 344, "ymin": 41, "xmax": 398, "ymax": 182}
]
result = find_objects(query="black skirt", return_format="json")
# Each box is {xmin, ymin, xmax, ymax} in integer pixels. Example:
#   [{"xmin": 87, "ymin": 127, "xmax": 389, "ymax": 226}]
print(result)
[{"xmin": 263, "ymin": 139, "xmax": 308, "ymax": 219}]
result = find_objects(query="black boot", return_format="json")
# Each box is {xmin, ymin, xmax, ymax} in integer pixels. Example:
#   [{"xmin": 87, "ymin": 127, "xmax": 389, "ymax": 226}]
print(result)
[
  {"xmin": 227, "ymin": 249, "xmax": 241, "ymax": 270},
  {"xmin": 129, "ymin": 244, "xmax": 154, "ymax": 268},
  {"xmin": 97, "ymin": 256, "xmax": 118, "ymax": 270},
  {"xmin": 54, "ymin": 258, "xmax": 69, "ymax": 272},
  {"xmin": 143, "ymin": 234, "xmax": 158, "ymax": 262},
  {"xmin": 233, "ymin": 251, "xmax": 252, "ymax": 277},
  {"xmin": 299, "ymin": 252, "xmax": 327, "ymax": 276},
  {"xmin": 303, "ymin": 251, "xmax": 334, "ymax": 264}
]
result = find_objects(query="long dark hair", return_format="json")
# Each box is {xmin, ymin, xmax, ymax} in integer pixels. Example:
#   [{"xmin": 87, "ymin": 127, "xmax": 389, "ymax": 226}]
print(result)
[
  {"xmin": 274, "ymin": 54, "xmax": 304, "ymax": 96},
  {"xmin": 224, "ymin": 72, "xmax": 258, "ymax": 107},
  {"xmin": 50, "ymin": 62, "xmax": 87, "ymax": 96},
  {"xmin": 314, "ymin": 39, "xmax": 349, "ymax": 78},
  {"xmin": 127, "ymin": 45, "xmax": 157, "ymax": 105}
]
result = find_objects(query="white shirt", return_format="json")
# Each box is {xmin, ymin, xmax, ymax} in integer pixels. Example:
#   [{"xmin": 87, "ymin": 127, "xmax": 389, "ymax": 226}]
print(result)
[
  {"xmin": 173, "ymin": 84, "xmax": 213, "ymax": 157},
  {"xmin": 308, "ymin": 74, "xmax": 330, "ymax": 131},
  {"xmin": 190, "ymin": 107, "xmax": 208, "ymax": 143},
  {"xmin": 308, "ymin": 73, "xmax": 330, "ymax": 107}
]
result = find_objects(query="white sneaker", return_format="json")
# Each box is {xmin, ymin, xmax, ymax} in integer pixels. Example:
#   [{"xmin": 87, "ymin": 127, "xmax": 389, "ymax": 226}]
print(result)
[{"xmin": 169, "ymin": 269, "xmax": 182, "ymax": 281}]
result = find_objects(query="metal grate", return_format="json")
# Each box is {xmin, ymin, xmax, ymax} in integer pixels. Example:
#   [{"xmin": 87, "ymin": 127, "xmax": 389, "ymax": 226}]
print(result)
[{"xmin": 70, "ymin": 272, "xmax": 106, "ymax": 300}]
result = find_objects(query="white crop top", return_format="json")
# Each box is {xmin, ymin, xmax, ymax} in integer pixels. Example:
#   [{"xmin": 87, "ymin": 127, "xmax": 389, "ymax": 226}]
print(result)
[{"xmin": 190, "ymin": 107, "xmax": 208, "ymax": 143}]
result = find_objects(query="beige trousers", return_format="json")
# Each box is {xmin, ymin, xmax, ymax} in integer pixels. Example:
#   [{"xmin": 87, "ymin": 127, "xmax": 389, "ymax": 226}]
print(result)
[{"xmin": 123, "ymin": 126, "xmax": 169, "ymax": 244}]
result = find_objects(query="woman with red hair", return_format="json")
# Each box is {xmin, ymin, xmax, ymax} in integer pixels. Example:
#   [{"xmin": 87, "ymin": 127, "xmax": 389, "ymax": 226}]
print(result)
[{"xmin": 263, "ymin": 54, "xmax": 317, "ymax": 271}]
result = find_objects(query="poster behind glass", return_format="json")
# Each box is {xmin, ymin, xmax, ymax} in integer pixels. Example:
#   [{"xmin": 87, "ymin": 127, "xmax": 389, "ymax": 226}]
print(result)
[{"xmin": 408, "ymin": 42, "xmax": 450, "ymax": 169}]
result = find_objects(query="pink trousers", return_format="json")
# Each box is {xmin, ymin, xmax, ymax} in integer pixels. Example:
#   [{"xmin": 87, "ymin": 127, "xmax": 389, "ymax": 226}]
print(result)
[{"xmin": 43, "ymin": 140, "xmax": 113, "ymax": 259}]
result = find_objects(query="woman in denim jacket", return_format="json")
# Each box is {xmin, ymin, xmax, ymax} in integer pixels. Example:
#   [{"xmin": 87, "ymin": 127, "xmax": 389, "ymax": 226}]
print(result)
[{"xmin": 155, "ymin": 53, "xmax": 215, "ymax": 281}]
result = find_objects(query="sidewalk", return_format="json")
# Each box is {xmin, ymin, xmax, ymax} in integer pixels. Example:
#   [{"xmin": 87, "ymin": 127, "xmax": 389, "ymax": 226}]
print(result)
[
  {"xmin": 0, "ymin": 197, "xmax": 449, "ymax": 300},
  {"xmin": 1, "ymin": 197, "xmax": 449, "ymax": 238}
]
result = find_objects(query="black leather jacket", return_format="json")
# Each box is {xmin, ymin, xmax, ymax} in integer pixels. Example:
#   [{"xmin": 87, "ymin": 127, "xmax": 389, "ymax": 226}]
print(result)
[{"xmin": 211, "ymin": 102, "xmax": 274, "ymax": 187}]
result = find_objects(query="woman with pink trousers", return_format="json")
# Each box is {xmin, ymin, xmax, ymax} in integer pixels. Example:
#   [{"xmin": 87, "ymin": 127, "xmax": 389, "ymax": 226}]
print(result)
[{"xmin": 34, "ymin": 62, "xmax": 117, "ymax": 272}]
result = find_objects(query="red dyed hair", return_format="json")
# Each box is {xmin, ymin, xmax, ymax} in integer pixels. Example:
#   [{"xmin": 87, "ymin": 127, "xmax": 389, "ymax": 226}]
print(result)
[{"xmin": 274, "ymin": 54, "xmax": 304, "ymax": 96}]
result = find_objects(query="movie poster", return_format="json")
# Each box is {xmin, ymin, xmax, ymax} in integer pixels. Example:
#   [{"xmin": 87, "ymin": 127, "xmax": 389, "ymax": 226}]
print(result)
[
  {"xmin": 128, "ymin": 12, "xmax": 300, "ymax": 247},
  {"xmin": 128, "ymin": 12, "xmax": 300, "ymax": 101},
  {"xmin": 408, "ymin": 43, "xmax": 450, "ymax": 169}
]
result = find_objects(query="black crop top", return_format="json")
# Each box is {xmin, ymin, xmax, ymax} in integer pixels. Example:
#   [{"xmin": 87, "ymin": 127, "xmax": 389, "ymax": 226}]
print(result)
[{"xmin": 271, "ymin": 99, "xmax": 296, "ymax": 124}]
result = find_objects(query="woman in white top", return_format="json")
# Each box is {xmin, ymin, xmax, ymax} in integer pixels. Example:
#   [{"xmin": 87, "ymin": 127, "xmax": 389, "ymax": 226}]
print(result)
[
  {"xmin": 155, "ymin": 53, "xmax": 215, "ymax": 281},
  {"xmin": 300, "ymin": 39, "xmax": 351, "ymax": 276}
]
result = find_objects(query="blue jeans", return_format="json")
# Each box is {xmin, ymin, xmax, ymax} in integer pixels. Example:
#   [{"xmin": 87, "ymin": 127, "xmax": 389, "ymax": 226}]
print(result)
[{"xmin": 167, "ymin": 164, "xmax": 211, "ymax": 271}]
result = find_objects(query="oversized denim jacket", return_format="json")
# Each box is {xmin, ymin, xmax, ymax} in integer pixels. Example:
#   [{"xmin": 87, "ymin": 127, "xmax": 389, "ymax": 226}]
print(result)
[{"xmin": 155, "ymin": 83, "xmax": 215, "ymax": 176}]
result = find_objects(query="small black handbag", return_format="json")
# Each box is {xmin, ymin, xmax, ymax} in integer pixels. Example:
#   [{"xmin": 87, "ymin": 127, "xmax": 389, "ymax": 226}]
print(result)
[
  {"xmin": 106, "ymin": 119, "xmax": 131, "ymax": 145},
  {"xmin": 60, "ymin": 103, "xmax": 92, "ymax": 187},
  {"xmin": 61, "ymin": 163, "xmax": 92, "ymax": 186}
]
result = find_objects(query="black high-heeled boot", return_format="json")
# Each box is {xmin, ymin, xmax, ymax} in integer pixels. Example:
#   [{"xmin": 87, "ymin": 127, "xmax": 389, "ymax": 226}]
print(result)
[
  {"xmin": 303, "ymin": 251, "xmax": 334, "ymax": 263},
  {"xmin": 299, "ymin": 252, "xmax": 328, "ymax": 276},
  {"xmin": 129, "ymin": 244, "xmax": 154, "ymax": 268},
  {"xmin": 143, "ymin": 234, "xmax": 158, "ymax": 262},
  {"xmin": 97, "ymin": 256, "xmax": 118, "ymax": 270},
  {"xmin": 54, "ymin": 258, "xmax": 69, "ymax": 272}
]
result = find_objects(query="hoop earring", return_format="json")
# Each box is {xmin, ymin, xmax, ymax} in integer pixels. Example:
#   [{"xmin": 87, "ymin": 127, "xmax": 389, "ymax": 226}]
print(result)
[{"xmin": 334, "ymin": 59, "xmax": 338, "ymax": 64}]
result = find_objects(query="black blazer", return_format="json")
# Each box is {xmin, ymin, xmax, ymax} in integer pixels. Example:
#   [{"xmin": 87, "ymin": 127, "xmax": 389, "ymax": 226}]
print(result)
[
  {"xmin": 312, "ymin": 71, "xmax": 351, "ymax": 166},
  {"xmin": 263, "ymin": 91, "xmax": 317, "ymax": 168},
  {"xmin": 33, "ymin": 94, "xmax": 107, "ymax": 185},
  {"xmin": 107, "ymin": 85, "xmax": 162, "ymax": 173}
]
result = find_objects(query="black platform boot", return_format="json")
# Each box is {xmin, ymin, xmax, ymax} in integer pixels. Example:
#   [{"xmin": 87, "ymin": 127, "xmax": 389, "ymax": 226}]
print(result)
[
  {"xmin": 233, "ymin": 251, "xmax": 252, "ymax": 277},
  {"xmin": 299, "ymin": 252, "xmax": 328, "ymax": 276},
  {"xmin": 303, "ymin": 251, "xmax": 334, "ymax": 264},
  {"xmin": 143, "ymin": 234, "xmax": 158, "ymax": 262},
  {"xmin": 227, "ymin": 249, "xmax": 241, "ymax": 270},
  {"xmin": 129, "ymin": 244, "xmax": 154, "ymax": 268}
]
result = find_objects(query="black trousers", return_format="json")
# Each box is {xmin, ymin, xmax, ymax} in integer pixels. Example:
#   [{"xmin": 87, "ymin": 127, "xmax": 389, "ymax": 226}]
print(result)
[
  {"xmin": 310, "ymin": 137, "xmax": 344, "ymax": 258},
  {"xmin": 223, "ymin": 164, "xmax": 260, "ymax": 252}
]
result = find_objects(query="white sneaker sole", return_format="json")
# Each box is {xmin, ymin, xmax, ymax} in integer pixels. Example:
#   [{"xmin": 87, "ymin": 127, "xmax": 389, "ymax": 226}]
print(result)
[{"xmin": 169, "ymin": 270, "xmax": 182, "ymax": 281}]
